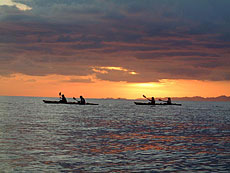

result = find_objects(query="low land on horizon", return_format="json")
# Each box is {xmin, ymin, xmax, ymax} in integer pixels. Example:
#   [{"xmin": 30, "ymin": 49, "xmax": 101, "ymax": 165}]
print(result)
[
  {"xmin": 70, "ymin": 95, "xmax": 230, "ymax": 102},
  {"xmin": 1, "ymin": 95, "xmax": 230, "ymax": 102}
]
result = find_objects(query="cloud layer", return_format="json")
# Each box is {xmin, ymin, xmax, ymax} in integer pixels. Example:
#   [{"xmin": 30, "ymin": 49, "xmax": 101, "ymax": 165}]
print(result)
[{"xmin": 0, "ymin": 0, "xmax": 230, "ymax": 82}]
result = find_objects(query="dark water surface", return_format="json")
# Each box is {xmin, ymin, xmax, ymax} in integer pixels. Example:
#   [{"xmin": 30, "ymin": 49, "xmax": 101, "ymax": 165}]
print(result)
[{"xmin": 0, "ymin": 96, "xmax": 229, "ymax": 172}]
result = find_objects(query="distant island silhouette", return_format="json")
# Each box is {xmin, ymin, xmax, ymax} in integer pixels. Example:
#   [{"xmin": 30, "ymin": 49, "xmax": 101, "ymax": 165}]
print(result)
[{"xmin": 137, "ymin": 95, "xmax": 230, "ymax": 102}]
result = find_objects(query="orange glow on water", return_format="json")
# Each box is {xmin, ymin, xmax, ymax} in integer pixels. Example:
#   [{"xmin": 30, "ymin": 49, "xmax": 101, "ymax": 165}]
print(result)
[
  {"xmin": 86, "ymin": 121, "xmax": 230, "ymax": 155},
  {"xmin": 88, "ymin": 131, "xmax": 227, "ymax": 154}
]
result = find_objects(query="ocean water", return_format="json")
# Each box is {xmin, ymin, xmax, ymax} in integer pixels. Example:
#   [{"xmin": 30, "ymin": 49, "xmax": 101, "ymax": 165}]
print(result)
[{"xmin": 0, "ymin": 96, "xmax": 229, "ymax": 172}]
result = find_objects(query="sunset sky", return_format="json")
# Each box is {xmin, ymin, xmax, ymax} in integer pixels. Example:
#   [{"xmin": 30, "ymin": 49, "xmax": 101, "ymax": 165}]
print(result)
[{"xmin": 0, "ymin": 0, "xmax": 230, "ymax": 99}]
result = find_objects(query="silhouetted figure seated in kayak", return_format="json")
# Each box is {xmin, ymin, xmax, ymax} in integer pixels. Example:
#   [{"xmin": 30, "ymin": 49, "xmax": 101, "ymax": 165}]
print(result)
[
  {"xmin": 59, "ymin": 94, "xmax": 67, "ymax": 103},
  {"xmin": 143, "ymin": 95, "xmax": 155, "ymax": 105},
  {"xmin": 160, "ymin": 97, "xmax": 172, "ymax": 105},
  {"xmin": 150, "ymin": 97, "xmax": 155, "ymax": 105},
  {"xmin": 79, "ymin": 96, "xmax": 86, "ymax": 104},
  {"xmin": 167, "ymin": 98, "xmax": 172, "ymax": 105}
]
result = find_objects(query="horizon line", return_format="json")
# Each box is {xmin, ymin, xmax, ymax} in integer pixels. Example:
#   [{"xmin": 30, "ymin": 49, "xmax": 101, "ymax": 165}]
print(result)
[{"xmin": 0, "ymin": 95, "xmax": 230, "ymax": 100}]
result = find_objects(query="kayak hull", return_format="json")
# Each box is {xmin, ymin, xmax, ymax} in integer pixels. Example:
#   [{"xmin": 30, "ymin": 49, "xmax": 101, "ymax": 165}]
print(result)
[
  {"xmin": 134, "ymin": 102, "xmax": 182, "ymax": 106},
  {"xmin": 43, "ymin": 100, "xmax": 98, "ymax": 105}
]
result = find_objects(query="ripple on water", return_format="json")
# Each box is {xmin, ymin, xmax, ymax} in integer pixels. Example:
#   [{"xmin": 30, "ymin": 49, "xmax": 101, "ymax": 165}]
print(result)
[{"xmin": 0, "ymin": 97, "xmax": 229, "ymax": 172}]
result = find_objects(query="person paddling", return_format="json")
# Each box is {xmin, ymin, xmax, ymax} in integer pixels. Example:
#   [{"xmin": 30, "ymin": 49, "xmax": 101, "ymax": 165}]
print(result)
[
  {"xmin": 143, "ymin": 95, "xmax": 155, "ymax": 105},
  {"xmin": 80, "ymin": 96, "xmax": 86, "ymax": 104},
  {"xmin": 159, "ymin": 97, "xmax": 172, "ymax": 105},
  {"xmin": 167, "ymin": 98, "xmax": 172, "ymax": 105},
  {"xmin": 150, "ymin": 97, "xmax": 155, "ymax": 104},
  {"xmin": 59, "ymin": 94, "xmax": 67, "ymax": 103},
  {"xmin": 72, "ymin": 96, "xmax": 86, "ymax": 104}
]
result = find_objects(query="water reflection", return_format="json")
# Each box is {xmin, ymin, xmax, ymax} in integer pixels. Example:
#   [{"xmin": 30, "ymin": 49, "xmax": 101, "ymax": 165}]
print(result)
[
  {"xmin": 0, "ymin": 97, "xmax": 229, "ymax": 172},
  {"xmin": 87, "ymin": 122, "xmax": 229, "ymax": 156}
]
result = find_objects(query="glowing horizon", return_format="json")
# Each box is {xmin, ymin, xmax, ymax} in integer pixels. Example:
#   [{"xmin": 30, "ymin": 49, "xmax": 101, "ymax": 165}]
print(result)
[{"xmin": 0, "ymin": 73, "xmax": 229, "ymax": 99}]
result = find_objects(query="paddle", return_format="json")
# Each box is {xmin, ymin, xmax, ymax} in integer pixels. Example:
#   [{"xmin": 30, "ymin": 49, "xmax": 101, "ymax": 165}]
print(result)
[
  {"xmin": 143, "ymin": 95, "xmax": 151, "ymax": 101},
  {"xmin": 159, "ymin": 99, "xmax": 167, "ymax": 102},
  {"xmin": 73, "ymin": 97, "xmax": 80, "ymax": 103}
]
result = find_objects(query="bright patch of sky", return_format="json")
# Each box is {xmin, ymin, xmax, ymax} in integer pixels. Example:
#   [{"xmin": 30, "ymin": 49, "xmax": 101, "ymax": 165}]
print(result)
[{"xmin": 0, "ymin": 0, "xmax": 32, "ymax": 11}]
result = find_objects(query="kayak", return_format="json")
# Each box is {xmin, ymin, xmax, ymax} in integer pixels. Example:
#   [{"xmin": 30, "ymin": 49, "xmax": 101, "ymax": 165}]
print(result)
[
  {"xmin": 43, "ymin": 100, "xmax": 99, "ymax": 105},
  {"xmin": 134, "ymin": 102, "xmax": 182, "ymax": 106}
]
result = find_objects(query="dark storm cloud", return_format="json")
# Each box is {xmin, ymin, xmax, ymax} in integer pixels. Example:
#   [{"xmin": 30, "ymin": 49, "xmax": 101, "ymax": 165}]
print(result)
[
  {"xmin": 0, "ymin": 0, "xmax": 230, "ymax": 82},
  {"xmin": 135, "ymin": 52, "xmax": 219, "ymax": 60}
]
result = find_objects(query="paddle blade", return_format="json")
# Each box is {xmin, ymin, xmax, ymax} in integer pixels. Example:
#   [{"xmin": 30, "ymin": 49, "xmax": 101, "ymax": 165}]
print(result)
[
  {"xmin": 143, "ymin": 95, "xmax": 147, "ymax": 98},
  {"xmin": 59, "ymin": 92, "xmax": 61, "ymax": 96}
]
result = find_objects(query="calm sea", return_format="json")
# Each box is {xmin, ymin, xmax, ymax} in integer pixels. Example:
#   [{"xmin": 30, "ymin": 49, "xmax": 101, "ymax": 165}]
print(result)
[{"xmin": 0, "ymin": 96, "xmax": 229, "ymax": 172}]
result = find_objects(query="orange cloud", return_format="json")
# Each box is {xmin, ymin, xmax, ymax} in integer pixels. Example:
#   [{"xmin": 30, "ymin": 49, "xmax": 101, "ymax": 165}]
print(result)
[{"xmin": 1, "ymin": 1, "xmax": 230, "ymax": 97}]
